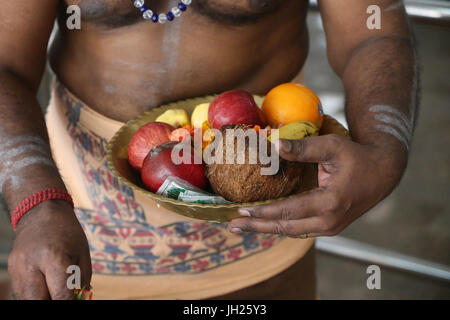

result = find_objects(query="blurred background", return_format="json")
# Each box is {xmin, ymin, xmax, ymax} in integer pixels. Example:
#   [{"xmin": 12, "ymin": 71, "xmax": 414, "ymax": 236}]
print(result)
[{"xmin": 0, "ymin": 0, "xmax": 449, "ymax": 299}]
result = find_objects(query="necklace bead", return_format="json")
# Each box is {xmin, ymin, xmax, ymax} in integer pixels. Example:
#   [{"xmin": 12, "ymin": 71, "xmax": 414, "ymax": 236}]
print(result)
[
  {"xmin": 171, "ymin": 7, "xmax": 182, "ymax": 17},
  {"xmin": 133, "ymin": 0, "xmax": 144, "ymax": 7},
  {"xmin": 143, "ymin": 9, "xmax": 153, "ymax": 20},
  {"xmin": 159, "ymin": 13, "xmax": 168, "ymax": 24},
  {"xmin": 167, "ymin": 12, "xmax": 175, "ymax": 21}
]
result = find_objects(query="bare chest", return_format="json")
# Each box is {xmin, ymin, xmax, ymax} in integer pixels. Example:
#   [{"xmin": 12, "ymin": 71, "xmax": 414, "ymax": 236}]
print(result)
[{"xmin": 62, "ymin": 0, "xmax": 284, "ymax": 27}]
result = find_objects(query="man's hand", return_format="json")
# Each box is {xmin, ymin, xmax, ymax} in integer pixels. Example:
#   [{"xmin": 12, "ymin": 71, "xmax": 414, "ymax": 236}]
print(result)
[
  {"xmin": 229, "ymin": 135, "xmax": 405, "ymax": 238},
  {"xmin": 8, "ymin": 200, "xmax": 91, "ymax": 300}
]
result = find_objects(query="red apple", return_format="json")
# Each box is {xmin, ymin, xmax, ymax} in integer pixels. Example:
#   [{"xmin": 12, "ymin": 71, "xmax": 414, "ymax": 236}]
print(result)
[
  {"xmin": 128, "ymin": 122, "xmax": 175, "ymax": 171},
  {"xmin": 208, "ymin": 90, "xmax": 266, "ymax": 129},
  {"xmin": 141, "ymin": 141, "xmax": 207, "ymax": 193}
]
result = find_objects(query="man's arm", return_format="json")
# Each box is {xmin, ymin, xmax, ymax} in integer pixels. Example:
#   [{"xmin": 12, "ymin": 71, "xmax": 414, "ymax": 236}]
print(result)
[
  {"xmin": 320, "ymin": 0, "xmax": 417, "ymax": 160},
  {"xmin": 228, "ymin": 0, "xmax": 418, "ymax": 237},
  {"xmin": 1, "ymin": 1, "xmax": 91, "ymax": 299}
]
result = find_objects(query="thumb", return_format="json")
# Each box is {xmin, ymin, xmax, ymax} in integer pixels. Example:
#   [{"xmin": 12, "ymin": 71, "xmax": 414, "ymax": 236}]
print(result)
[{"xmin": 279, "ymin": 135, "xmax": 337, "ymax": 163}]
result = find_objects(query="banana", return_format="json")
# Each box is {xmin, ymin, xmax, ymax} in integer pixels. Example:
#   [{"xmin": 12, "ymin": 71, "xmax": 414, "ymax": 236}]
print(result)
[
  {"xmin": 268, "ymin": 121, "xmax": 318, "ymax": 142},
  {"xmin": 191, "ymin": 103, "xmax": 210, "ymax": 128},
  {"xmin": 156, "ymin": 109, "xmax": 190, "ymax": 128}
]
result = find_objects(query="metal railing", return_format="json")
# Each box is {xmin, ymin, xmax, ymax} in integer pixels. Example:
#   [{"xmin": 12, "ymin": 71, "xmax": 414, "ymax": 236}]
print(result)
[{"xmin": 316, "ymin": 237, "xmax": 450, "ymax": 282}]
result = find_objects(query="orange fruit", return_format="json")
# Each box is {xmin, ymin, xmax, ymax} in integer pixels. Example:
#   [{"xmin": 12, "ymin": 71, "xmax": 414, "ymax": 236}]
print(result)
[{"xmin": 261, "ymin": 83, "xmax": 323, "ymax": 129}]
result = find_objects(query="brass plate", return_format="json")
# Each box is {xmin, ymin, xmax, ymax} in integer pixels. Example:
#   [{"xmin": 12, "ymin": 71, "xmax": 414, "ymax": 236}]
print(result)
[{"xmin": 106, "ymin": 95, "xmax": 350, "ymax": 222}]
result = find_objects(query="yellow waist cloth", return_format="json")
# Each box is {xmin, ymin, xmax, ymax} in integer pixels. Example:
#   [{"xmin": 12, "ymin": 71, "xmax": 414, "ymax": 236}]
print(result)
[{"xmin": 45, "ymin": 79, "xmax": 314, "ymax": 300}]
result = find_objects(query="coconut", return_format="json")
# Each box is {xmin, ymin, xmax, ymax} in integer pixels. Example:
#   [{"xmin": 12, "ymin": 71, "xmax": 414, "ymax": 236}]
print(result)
[{"xmin": 205, "ymin": 124, "xmax": 304, "ymax": 202}]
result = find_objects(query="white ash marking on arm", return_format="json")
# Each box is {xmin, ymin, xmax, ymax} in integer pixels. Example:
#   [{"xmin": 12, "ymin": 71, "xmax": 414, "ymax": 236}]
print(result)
[
  {"xmin": 369, "ymin": 105, "xmax": 413, "ymax": 150},
  {"xmin": 0, "ymin": 134, "xmax": 55, "ymax": 191},
  {"xmin": 374, "ymin": 124, "xmax": 410, "ymax": 150}
]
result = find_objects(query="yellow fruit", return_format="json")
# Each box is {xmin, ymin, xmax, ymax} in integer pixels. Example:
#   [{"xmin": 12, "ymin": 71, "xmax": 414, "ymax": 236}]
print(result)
[
  {"xmin": 262, "ymin": 83, "xmax": 324, "ymax": 129},
  {"xmin": 268, "ymin": 121, "xmax": 318, "ymax": 142},
  {"xmin": 156, "ymin": 109, "xmax": 190, "ymax": 128},
  {"xmin": 201, "ymin": 121, "xmax": 215, "ymax": 150},
  {"xmin": 191, "ymin": 103, "xmax": 210, "ymax": 128}
]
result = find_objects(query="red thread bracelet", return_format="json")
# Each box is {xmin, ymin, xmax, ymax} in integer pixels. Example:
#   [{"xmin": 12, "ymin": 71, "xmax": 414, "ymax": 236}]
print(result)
[{"xmin": 11, "ymin": 188, "xmax": 74, "ymax": 231}]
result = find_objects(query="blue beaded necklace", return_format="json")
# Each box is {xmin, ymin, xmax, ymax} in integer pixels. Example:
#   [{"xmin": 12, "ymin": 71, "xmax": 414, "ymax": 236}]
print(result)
[{"xmin": 132, "ymin": 0, "xmax": 192, "ymax": 24}]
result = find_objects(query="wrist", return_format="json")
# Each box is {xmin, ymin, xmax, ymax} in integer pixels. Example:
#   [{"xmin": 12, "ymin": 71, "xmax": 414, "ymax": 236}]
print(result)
[
  {"xmin": 15, "ymin": 199, "xmax": 74, "ymax": 232},
  {"xmin": 366, "ymin": 142, "xmax": 408, "ymax": 195},
  {"xmin": 349, "ymin": 124, "xmax": 410, "ymax": 168},
  {"xmin": 13, "ymin": 189, "xmax": 74, "ymax": 231},
  {"xmin": 372, "ymin": 137, "xmax": 408, "ymax": 158}
]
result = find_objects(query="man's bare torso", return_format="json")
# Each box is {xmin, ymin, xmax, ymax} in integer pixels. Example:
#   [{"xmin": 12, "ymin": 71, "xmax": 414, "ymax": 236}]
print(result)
[{"xmin": 50, "ymin": 0, "xmax": 309, "ymax": 121}]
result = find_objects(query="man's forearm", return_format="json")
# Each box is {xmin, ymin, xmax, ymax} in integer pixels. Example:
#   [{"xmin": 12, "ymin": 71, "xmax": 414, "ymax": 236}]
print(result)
[
  {"xmin": 0, "ymin": 70, "xmax": 66, "ymax": 218},
  {"xmin": 341, "ymin": 34, "xmax": 418, "ymax": 178}
]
